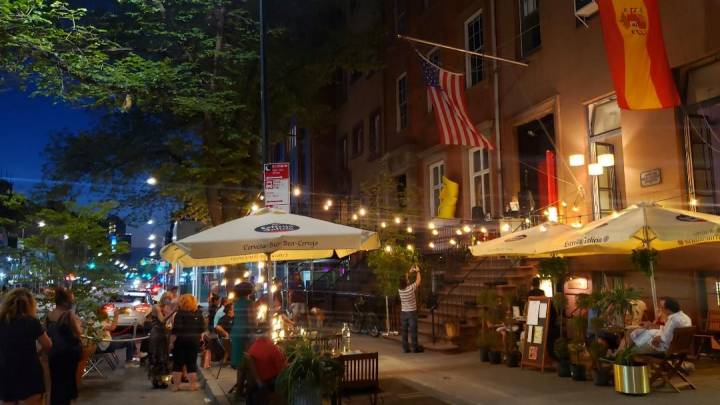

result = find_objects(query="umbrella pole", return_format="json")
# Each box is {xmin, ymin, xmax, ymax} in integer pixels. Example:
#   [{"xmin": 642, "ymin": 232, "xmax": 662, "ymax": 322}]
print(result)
[{"xmin": 649, "ymin": 260, "xmax": 659, "ymax": 318}]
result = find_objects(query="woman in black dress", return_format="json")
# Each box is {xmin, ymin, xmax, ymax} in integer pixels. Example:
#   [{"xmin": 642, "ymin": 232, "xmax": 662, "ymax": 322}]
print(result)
[
  {"xmin": 170, "ymin": 294, "xmax": 206, "ymax": 391},
  {"xmin": 147, "ymin": 292, "xmax": 176, "ymax": 388},
  {"xmin": 46, "ymin": 287, "xmax": 82, "ymax": 405},
  {"xmin": 0, "ymin": 288, "xmax": 53, "ymax": 405}
]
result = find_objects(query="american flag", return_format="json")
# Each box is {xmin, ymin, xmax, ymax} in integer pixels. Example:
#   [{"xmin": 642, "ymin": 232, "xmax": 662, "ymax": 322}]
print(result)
[{"xmin": 420, "ymin": 57, "xmax": 493, "ymax": 149}]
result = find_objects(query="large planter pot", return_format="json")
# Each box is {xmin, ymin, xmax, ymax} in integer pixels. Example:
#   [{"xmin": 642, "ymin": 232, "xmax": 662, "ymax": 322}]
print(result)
[
  {"xmin": 593, "ymin": 367, "xmax": 612, "ymax": 386},
  {"xmin": 570, "ymin": 364, "xmax": 586, "ymax": 381},
  {"xmin": 505, "ymin": 351, "xmax": 521, "ymax": 368},
  {"xmin": 292, "ymin": 384, "xmax": 323, "ymax": 405},
  {"xmin": 479, "ymin": 347, "xmax": 490, "ymax": 362},
  {"xmin": 444, "ymin": 322, "xmax": 460, "ymax": 339},
  {"xmin": 556, "ymin": 360, "xmax": 571, "ymax": 378},
  {"xmin": 613, "ymin": 364, "xmax": 650, "ymax": 395},
  {"xmin": 488, "ymin": 350, "xmax": 503, "ymax": 364}
]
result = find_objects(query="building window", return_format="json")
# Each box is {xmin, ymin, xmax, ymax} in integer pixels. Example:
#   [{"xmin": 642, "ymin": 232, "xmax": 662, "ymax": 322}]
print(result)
[
  {"xmin": 396, "ymin": 73, "xmax": 408, "ymax": 131},
  {"xmin": 368, "ymin": 109, "xmax": 382, "ymax": 158},
  {"xmin": 684, "ymin": 60, "xmax": 720, "ymax": 215},
  {"xmin": 426, "ymin": 49, "xmax": 441, "ymax": 112},
  {"xmin": 351, "ymin": 123, "xmax": 364, "ymax": 158},
  {"xmin": 465, "ymin": 10, "xmax": 484, "ymax": 87},
  {"xmin": 588, "ymin": 98, "xmax": 624, "ymax": 219},
  {"xmin": 429, "ymin": 161, "xmax": 445, "ymax": 218},
  {"xmin": 519, "ymin": 0, "xmax": 541, "ymax": 57},
  {"xmin": 470, "ymin": 148, "xmax": 491, "ymax": 218},
  {"xmin": 395, "ymin": 0, "xmax": 407, "ymax": 34}
]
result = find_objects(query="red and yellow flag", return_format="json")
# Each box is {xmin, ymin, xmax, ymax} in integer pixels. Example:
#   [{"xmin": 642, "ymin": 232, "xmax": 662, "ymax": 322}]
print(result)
[{"xmin": 597, "ymin": 0, "xmax": 679, "ymax": 110}]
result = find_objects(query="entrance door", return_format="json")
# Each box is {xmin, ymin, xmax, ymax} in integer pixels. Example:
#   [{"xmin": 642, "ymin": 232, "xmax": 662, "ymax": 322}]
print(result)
[{"xmin": 517, "ymin": 114, "xmax": 556, "ymax": 217}]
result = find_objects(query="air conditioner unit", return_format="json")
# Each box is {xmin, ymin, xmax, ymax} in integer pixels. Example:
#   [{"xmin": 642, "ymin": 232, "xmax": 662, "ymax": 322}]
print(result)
[{"xmin": 575, "ymin": 0, "xmax": 598, "ymax": 18}]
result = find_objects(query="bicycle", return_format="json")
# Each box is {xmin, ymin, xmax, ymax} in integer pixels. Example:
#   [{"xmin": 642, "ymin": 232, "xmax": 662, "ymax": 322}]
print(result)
[{"xmin": 350, "ymin": 296, "xmax": 381, "ymax": 337}]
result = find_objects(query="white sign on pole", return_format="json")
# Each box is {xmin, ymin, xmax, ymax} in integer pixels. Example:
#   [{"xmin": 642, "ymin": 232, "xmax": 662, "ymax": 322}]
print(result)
[{"xmin": 264, "ymin": 163, "xmax": 290, "ymax": 213}]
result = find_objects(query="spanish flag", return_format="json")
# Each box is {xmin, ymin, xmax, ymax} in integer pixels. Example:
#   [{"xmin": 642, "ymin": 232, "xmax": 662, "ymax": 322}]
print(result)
[{"xmin": 597, "ymin": 0, "xmax": 679, "ymax": 110}]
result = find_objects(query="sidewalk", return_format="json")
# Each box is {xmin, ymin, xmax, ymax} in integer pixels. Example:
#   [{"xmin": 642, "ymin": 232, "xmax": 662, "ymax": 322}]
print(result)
[{"xmin": 201, "ymin": 335, "xmax": 720, "ymax": 404}]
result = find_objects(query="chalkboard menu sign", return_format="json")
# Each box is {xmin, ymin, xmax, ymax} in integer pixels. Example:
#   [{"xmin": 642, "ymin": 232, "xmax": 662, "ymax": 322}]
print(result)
[{"xmin": 521, "ymin": 296, "xmax": 552, "ymax": 372}]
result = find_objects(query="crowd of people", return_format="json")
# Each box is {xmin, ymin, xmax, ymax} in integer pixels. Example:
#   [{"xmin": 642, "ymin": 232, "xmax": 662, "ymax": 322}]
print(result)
[{"xmin": 0, "ymin": 276, "xmax": 293, "ymax": 405}]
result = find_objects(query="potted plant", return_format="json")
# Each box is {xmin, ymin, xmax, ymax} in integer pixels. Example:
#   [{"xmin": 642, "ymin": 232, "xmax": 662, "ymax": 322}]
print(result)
[
  {"xmin": 538, "ymin": 256, "xmax": 569, "ymax": 293},
  {"xmin": 567, "ymin": 315, "xmax": 588, "ymax": 381},
  {"xmin": 552, "ymin": 293, "xmax": 571, "ymax": 377},
  {"xmin": 631, "ymin": 248, "xmax": 658, "ymax": 278},
  {"xmin": 476, "ymin": 289, "xmax": 500, "ymax": 362},
  {"xmin": 613, "ymin": 347, "xmax": 650, "ymax": 395},
  {"xmin": 588, "ymin": 340, "xmax": 612, "ymax": 386},
  {"xmin": 277, "ymin": 341, "xmax": 344, "ymax": 404},
  {"xmin": 603, "ymin": 286, "xmax": 641, "ymax": 329}
]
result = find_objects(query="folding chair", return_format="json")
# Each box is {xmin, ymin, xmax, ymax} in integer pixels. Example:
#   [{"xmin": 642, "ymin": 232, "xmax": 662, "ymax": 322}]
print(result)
[
  {"xmin": 637, "ymin": 326, "xmax": 697, "ymax": 392},
  {"xmin": 694, "ymin": 310, "xmax": 720, "ymax": 358},
  {"xmin": 83, "ymin": 352, "xmax": 115, "ymax": 378}
]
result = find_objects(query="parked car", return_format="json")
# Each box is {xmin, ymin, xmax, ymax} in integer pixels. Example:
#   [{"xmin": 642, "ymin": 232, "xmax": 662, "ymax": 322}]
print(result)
[{"xmin": 103, "ymin": 290, "xmax": 153, "ymax": 328}]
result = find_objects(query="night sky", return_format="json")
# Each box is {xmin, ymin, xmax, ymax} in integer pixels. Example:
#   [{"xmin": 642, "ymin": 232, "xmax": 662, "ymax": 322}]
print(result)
[{"xmin": 0, "ymin": 89, "xmax": 153, "ymax": 248}]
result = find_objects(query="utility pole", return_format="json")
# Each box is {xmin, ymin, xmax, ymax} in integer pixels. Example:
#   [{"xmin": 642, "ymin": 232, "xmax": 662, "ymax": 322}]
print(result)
[{"xmin": 260, "ymin": 0, "xmax": 269, "ymax": 164}]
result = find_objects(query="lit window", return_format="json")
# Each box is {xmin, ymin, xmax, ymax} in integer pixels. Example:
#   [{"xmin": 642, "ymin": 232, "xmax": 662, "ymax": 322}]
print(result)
[
  {"xmin": 588, "ymin": 98, "xmax": 623, "ymax": 219},
  {"xmin": 470, "ymin": 148, "xmax": 491, "ymax": 218},
  {"xmin": 429, "ymin": 161, "xmax": 445, "ymax": 218}
]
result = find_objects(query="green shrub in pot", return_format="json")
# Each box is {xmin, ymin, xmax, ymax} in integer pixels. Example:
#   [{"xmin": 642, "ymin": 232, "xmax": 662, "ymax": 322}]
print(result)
[{"xmin": 277, "ymin": 340, "xmax": 344, "ymax": 404}]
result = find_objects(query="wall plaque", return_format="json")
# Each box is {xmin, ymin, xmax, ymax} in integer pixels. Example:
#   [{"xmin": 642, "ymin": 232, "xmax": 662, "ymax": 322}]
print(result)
[{"xmin": 640, "ymin": 168, "xmax": 662, "ymax": 187}]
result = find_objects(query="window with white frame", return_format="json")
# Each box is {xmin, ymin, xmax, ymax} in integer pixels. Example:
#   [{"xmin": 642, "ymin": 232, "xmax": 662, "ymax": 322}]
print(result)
[
  {"xmin": 588, "ymin": 97, "xmax": 623, "ymax": 219},
  {"xmin": 429, "ymin": 161, "xmax": 445, "ymax": 218},
  {"xmin": 470, "ymin": 147, "xmax": 491, "ymax": 218},
  {"xmin": 426, "ymin": 48, "xmax": 441, "ymax": 112},
  {"xmin": 465, "ymin": 10, "xmax": 484, "ymax": 87},
  {"xmin": 396, "ymin": 73, "xmax": 408, "ymax": 131}
]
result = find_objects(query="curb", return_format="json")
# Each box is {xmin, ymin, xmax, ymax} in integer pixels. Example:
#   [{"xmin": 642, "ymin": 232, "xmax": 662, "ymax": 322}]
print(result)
[{"xmin": 199, "ymin": 367, "xmax": 234, "ymax": 405}]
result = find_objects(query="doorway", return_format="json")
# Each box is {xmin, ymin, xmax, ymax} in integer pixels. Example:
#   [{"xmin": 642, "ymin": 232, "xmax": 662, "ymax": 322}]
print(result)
[{"xmin": 516, "ymin": 114, "xmax": 557, "ymax": 216}]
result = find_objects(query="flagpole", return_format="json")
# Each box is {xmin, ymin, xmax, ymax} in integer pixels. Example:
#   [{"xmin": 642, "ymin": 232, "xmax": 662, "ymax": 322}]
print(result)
[{"xmin": 397, "ymin": 34, "xmax": 529, "ymax": 68}]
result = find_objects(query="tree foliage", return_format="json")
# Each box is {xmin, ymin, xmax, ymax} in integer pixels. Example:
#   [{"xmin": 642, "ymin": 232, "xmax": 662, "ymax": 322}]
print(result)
[{"xmin": 1, "ymin": 0, "xmax": 382, "ymax": 225}]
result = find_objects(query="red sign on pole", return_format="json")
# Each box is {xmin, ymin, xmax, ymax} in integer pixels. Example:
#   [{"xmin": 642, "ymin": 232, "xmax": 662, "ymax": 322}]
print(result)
[{"xmin": 264, "ymin": 163, "xmax": 290, "ymax": 212}]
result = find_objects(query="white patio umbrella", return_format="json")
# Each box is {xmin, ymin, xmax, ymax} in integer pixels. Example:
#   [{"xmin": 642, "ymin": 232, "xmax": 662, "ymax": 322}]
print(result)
[
  {"xmin": 543, "ymin": 202, "xmax": 720, "ymax": 314},
  {"xmin": 161, "ymin": 208, "xmax": 380, "ymax": 323},
  {"xmin": 469, "ymin": 222, "xmax": 575, "ymax": 257},
  {"xmin": 161, "ymin": 207, "xmax": 380, "ymax": 266}
]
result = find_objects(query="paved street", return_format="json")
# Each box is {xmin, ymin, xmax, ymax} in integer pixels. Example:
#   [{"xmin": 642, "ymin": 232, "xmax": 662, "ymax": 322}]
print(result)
[
  {"xmin": 204, "ymin": 335, "xmax": 720, "ymax": 405},
  {"xmin": 78, "ymin": 363, "xmax": 210, "ymax": 405}
]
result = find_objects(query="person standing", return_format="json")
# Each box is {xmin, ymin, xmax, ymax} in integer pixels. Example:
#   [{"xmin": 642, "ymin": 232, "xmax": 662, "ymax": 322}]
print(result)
[
  {"xmin": 230, "ymin": 282, "xmax": 254, "ymax": 398},
  {"xmin": 0, "ymin": 288, "xmax": 53, "ymax": 405},
  {"xmin": 170, "ymin": 294, "xmax": 206, "ymax": 391},
  {"xmin": 527, "ymin": 277, "xmax": 545, "ymax": 297},
  {"xmin": 398, "ymin": 265, "xmax": 424, "ymax": 353},
  {"xmin": 288, "ymin": 273, "xmax": 307, "ymax": 324},
  {"xmin": 46, "ymin": 287, "xmax": 82, "ymax": 405},
  {"xmin": 147, "ymin": 292, "xmax": 176, "ymax": 389}
]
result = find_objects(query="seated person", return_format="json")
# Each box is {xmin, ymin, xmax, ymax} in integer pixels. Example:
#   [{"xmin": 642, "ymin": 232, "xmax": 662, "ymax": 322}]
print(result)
[
  {"xmin": 215, "ymin": 303, "xmax": 234, "ymax": 364},
  {"xmin": 246, "ymin": 330, "xmax": 286, "ymax": 405},
  {"xmin": 629, "ymin": 297, "xmax": 691, "ymax": 354},
  {"xmin": 97, "ymin": 307, "xmax": 140, "ymax": 366}
]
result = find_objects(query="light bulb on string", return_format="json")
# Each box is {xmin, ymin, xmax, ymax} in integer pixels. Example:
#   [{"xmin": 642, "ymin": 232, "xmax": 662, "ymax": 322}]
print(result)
[
  {"xmin": 406, "ymin": 226, "xmax": 413, "ymax": 233},
  {"xmin": 406, "ymin": 244, "xmax": 414, "ymax": 251},
  {"xmin": 462, "ymin": 225, "xmax": 471, "ymax": 233},
  {"xmin": 480, "ymin": 227, "xmax": 488, "ymax": 234},
  {"xmin": 380, "ymin": 222, "xmax": 387, "ymax": 228},
  {"xmin": 432, "ymin": 229, "xmax": 439, "ymax": 236},
  {"xmin": 358, "ymin": 207, "xmax": 367, "ymax": 216},
  {"xmin": 384, "ymin": 245, "xmax": 393, "ymax": 253},
  {"xmin": 326, "ymin": 199, "xmax": 333, "ymax": 207},
  {"xmin": 428, "ymin": 242, "xmax": 435, "ymax": 249},
  {"xmin": 394, "ymin": 217, "xmax": 401, "ymax": 224},
  {"xmin": 455, "ymin": 229, "xmax": 463, "ymax": 236},
  {"xmin": 428, "ymin": 222, "xmax": 435, "ymax": 230},
  {"xmin": 449, "ymin": 239, "xmax": 457, "ymax": 246},
  {"xmin": 147, "ymin": 219, "xmax": 154, "ymax": 225},
  {"xmin": 352, "ymin": 214, "xmax": 358, "ymax": 221},
  {"xmin": 146, "ymin": 177, "xmax": 157, "ymax": 185},
  {"xmin": 293, "ymin": 187, "xmax": 301, "ymax": 196}
]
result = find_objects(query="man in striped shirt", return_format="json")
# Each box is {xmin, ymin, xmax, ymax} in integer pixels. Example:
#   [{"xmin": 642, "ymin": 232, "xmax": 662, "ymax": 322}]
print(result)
[{"xmin": 398, "ymin": 265, "xmax": 424, "ymax": 353}]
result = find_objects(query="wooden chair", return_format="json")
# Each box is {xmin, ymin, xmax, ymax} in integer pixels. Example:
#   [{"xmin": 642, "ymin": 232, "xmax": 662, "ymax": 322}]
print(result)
[
  {"xmin": 336, "ymin": 352, "xmax": 380, "ymax": 405},
  {"xmin": 637, "ymin": 326, "xmax": 697, "ymax": 392},
  {"xmin": 694, "ymin": 310, "xmax": 720, "ymax": 357}
]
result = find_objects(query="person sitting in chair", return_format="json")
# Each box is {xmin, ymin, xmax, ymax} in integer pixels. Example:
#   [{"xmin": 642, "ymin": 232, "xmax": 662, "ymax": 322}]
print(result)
[
  {"xmin": 629, "ymin": 297, "xmax": 691, "ymax": 354},
  {"xmin": 246, "ymin": 329, "xmax": 286, "ymax": 405}
]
